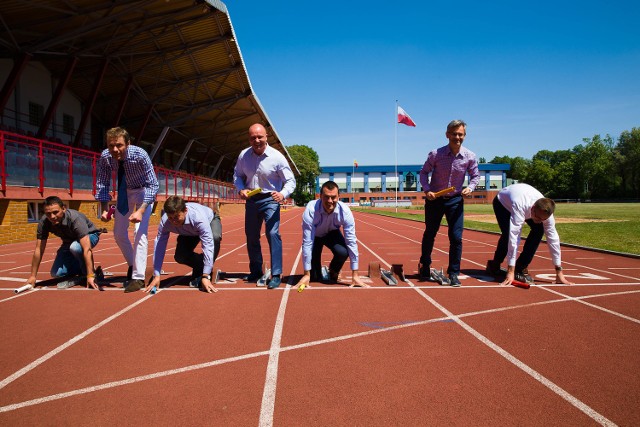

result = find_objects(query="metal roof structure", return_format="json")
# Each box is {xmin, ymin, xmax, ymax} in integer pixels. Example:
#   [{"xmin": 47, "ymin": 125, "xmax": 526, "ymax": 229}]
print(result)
[{"xmin": 0, "ymin": 0, "xmax": 297, "ymax": 180}]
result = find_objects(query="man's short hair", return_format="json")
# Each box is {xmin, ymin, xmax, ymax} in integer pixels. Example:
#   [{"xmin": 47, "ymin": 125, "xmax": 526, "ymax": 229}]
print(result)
[
  {"xmin": 106, "ymin": 127, "xmax": 131, "ymax": 144},
  {"xmin": 534, "ymin": 198, "xmax": 556, "ymax": 216},
  {"xmin": 447, "ymin": 119, "xmax": 467, "ymax": 132},
  {"xmin": 164, "ymin": 196, "xmax": 186, "ymax": 215},
  {"xmin": 321, "ymin": 180, "xmax": 340, "ymax": 193},
  {"xmin": 44, "ymin": 196, "xmax": 65, "ymax": 208}
]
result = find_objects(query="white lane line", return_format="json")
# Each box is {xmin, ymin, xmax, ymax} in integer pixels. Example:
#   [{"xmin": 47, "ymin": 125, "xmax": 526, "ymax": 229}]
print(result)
[
  {"xmin": 538, "ymin": 286, "xmax": 640, "ymax": 324},
  {"xmin": 2, "ymin": 286, "xmax": 638, "ymax": 415},
  {"xmin": 0, "ymin": 294, "xmax": 153, "ymax": 390},
  {"xmin": 258, "ymin": 241, "xmax": 301, "ymax": 427},
  {"xmin": 0, "ymin": 350, "xmax": 270, "ymax": 413},
  {"xmin": 354, "ymin": 223, "xmax": 617, "ymax": 426}
]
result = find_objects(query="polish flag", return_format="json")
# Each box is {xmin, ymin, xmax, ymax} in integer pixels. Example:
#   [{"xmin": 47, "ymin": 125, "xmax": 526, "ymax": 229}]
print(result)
[{"xmin": 397, "ymin": 106, "xmax": 416, "ymax": 127}]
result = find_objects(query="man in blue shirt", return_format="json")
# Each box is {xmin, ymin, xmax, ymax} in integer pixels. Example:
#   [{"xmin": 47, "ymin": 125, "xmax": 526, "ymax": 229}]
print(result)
[
  {"xmin": 145, "ymin": 196, "xmax": 220, "ymax": 293},
  {"xmin": 294, "ymin": 181, "xmax": 367, "ymax": 289},
  {"xmin": 95, "ymin": 127, "xmax": 159, "ymax": 293},
  {"xmin": 233, "ymin": 123, "xmax": 296, "ymax": 289}
]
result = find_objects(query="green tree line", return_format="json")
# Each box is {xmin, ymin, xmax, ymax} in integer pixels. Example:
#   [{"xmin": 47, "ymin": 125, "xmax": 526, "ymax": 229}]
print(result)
[{"xmin": 489, "ymin": 127, "xmax": 640, "ymax": 200}]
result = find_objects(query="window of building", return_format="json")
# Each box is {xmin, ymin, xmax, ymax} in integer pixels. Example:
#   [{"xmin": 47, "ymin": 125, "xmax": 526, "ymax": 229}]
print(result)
[
  {"xmin": 63, "ymin": 113, "xmax": 74, "ymax": 136},
  {"xmin": 28, "ymin": 102, "xmax": 44, "ymax": 127},
  {"xmin": 27, "ymin": 201, "xmax": 44, "ymax": 223}
]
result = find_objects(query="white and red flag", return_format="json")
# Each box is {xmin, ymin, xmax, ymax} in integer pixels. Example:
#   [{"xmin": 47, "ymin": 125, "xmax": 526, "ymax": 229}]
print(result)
[{"xmin": 397, "ymin": 105, "xmax": 416, "ymax": 127}]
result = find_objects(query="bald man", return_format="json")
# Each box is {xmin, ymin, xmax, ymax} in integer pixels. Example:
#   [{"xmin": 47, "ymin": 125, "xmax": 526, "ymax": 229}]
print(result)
[{"xmin": 233, "ymin": 124, "xmax": 296, "ymax": 289}]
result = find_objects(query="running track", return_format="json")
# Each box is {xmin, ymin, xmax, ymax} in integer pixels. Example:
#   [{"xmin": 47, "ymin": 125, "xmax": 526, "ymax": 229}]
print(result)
[{"xmin": 1, "ymin": 208, "xmax": 639, "ymax": 426}]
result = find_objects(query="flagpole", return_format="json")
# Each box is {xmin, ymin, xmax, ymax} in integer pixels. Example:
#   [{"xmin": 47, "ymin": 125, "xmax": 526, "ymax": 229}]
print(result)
[{"xmin": 394, "ymin": 100, "xmax": 398, "ymax": 213}]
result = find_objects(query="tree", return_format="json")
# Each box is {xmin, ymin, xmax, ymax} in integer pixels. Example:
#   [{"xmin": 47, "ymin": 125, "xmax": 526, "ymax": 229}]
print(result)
[
  {"xmin": 614, "ymin": 127, "xmax": 640, "ymax": 198},
  {"xmin": 573, "ymin": 135, "xmax": 618, "ymax": 199},
  {"xmin": 287, "ymin": 145, "xmax": 320, "ymax": 206}
]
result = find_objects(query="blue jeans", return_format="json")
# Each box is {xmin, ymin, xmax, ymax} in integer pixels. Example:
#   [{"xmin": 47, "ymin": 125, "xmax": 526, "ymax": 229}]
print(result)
[
  {"xmin": 420, "ymin": 195, "xmax": 464, "ymax": 275},
  {"xmin": 245, "ymin": 195, "xmax": 282, "ymax": 276},
  {"xmin": 51, "ymin": 232, "xmax": 100, "ymax": 277}
]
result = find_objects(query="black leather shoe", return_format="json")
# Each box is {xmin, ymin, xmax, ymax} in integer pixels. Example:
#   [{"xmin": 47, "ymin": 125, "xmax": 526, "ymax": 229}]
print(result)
[
  {"xmin": 418, "ymin": 263, "xmax": 431, "ymax": 281},
  {"xmin": 124, "ymin": 279, "xmax": 144, "ymax": 293},
  {"xmin": 448, "ymin": 273, "xmax": 461, "ymax": 287},
  {"xmin": 267, "ymin": 276, "xmax": 282, "ymax": 289}
]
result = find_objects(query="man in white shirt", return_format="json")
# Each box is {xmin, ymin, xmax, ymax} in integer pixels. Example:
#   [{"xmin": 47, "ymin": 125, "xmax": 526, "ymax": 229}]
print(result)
[
  {"xmin": 486, "ymin": 183, "xmax": 573, "ymax": 286},
  {"xmin": 294, "ymin": 181, "xmax": 368, "ymax": 288}
]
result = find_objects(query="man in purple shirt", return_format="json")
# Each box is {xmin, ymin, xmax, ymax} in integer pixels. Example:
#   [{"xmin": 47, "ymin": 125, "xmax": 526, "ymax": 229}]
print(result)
[
  {"xmin": 145, "ymin": 196, "xmax": 220, "ymax": 294},
  {"xmin": 418, "ymin": 120, "xmax": 480, "ymax": 286}
]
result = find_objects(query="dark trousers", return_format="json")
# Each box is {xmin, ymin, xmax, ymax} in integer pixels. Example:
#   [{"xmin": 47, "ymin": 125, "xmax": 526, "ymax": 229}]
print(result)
[
  {"xmin": 245, "ymin": 195, "xmax": 282, "ymax": 276},
  {"xmin": 173, "ymin": 213, "xmax": 222, "ymax": 277},
  {"xmin": 420, "ymin": 195, "xmax": 464, "ymax": 275},
  {"xmin": 492, "ymin": 196, "xmax": 543, "ymax": 271},
  {"xmin": 310, "ymin": 229, "xmax": 349, "ymax": 281}
]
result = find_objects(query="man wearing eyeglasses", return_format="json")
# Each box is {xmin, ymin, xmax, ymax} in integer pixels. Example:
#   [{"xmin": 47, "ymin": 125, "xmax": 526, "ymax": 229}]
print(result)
[
  {"xmin": 145, "ymin": 195, "xmax": 222, "ymax": 293},
  {"xmin": 486, "ymin": 183, "xmax": 573, "ymax": 286},
  {"xmin": 418, "ymin": 119, "xmax": 480, "ymax": 287}
]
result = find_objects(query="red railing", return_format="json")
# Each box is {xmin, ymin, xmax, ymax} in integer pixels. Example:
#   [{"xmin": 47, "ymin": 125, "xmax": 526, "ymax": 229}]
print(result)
[{"xmin": 0, "ymin": 130, "xmax": 238, "ymax": 203}]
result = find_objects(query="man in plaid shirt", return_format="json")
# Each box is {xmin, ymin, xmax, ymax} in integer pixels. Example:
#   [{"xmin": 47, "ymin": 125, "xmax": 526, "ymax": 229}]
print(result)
[{"xmin": 95, "ymin": 127, "xmax": 158, "ymax": 293}]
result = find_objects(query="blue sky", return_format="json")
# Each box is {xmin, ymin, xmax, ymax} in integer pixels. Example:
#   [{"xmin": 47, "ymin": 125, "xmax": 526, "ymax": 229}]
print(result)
[{"xmin": 228, "ymin": 1, "xmax": 640, "ymax": 167}]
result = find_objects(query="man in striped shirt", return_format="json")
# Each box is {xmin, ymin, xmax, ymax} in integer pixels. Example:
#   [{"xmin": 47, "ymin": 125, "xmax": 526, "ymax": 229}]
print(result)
[
  {"xmin": 418, "ymin": 120, "xmax": 480, "ymax": 287},
  {"xmin": 95, "ymin": 127, "xmax": 159, "ymax": 293}
]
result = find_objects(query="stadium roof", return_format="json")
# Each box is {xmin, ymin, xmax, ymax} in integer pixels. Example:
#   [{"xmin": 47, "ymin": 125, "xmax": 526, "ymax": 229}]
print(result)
[{"xmin": 0, "ymin": 0, "xmax": 297, "ymax": 179}]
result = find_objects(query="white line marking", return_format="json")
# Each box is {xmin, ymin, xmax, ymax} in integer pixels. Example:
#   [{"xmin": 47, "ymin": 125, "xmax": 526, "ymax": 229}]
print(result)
[
  {"xmin": 258, "ymin": 248, "xmax": 301, "ymax": 427},
  {"xmin": 0, "ymin": 295, "xmax": 153, "ymax": 390},
  {"xmin": 0, "ymin": 350, "xmax": 269, "ymax": 413}
]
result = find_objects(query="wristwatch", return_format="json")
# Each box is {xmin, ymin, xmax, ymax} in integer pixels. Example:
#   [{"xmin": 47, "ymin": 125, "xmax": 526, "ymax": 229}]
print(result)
[{"xmin": 202, "ymin": 274, "xmax": 212, "ymax": 280}]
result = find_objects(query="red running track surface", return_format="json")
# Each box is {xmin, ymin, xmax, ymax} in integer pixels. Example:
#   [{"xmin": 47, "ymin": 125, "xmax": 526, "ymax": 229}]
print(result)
[{"xmin": 0, "ymin": 208, "xmax": 639, "ymax": 425}]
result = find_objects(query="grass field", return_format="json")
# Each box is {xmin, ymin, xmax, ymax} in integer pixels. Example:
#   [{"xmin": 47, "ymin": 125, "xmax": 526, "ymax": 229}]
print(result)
[{"xmin": 353, "ymin": 203, "xmax": 640, "ymax": 256}]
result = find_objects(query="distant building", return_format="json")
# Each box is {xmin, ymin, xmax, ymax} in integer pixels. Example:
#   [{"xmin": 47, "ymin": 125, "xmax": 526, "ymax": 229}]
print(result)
[{"xmin": 317, "ymin": 164, "xmax": 511, "ymax": 205}]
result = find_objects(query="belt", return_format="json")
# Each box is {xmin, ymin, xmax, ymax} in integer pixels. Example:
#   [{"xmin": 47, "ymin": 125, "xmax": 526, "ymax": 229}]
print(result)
[
  {"xmin": 441, "ymin": 194, "xmax": 461, "ymax": 200},
  {"xmin": 251, "ymin": 192, "xmax": 272, "ymax": 201}
]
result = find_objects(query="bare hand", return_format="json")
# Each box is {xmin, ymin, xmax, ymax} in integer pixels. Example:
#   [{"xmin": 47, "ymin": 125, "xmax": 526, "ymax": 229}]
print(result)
[
  {"xmin": 271, "ymin": 191, "xmax": 285, "ymax": 203},
  {"xmin": 239, "ymin": 189, "xmax": 249, "ymax": 200},
  {"xmin": 144, "ymin": 276, "xmax": 161, "ymax": 293},
  {"xmin": 295, "ymin": 274, "xmax": 311, "ymax": 290},
  {"xmin": 86, "ymin": 277, "xmax": 100, "ymax": 290},
  {"xmin": 461, "ymin": 188, "xmax": 473, "ymax": 196},
  {"xmin": 425, "ymin": 191, "xmax": 435, "ymax": 201},
  {"xmin": 129, "ymin": 209, "xmax": 143, "ymax": 224},
  {"xmin": 350, "ymin": 272, "xmax": 369, "ymax": 288},
  {"xmin": 556, "ymin": 271, "xmax": 574, "ymax": 285},
  {"xmin": 201, "ymin": 278, "xmax": 218, "ymax": 293}
]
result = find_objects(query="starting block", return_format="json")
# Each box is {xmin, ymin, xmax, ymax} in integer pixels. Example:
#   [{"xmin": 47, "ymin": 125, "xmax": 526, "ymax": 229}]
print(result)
[
  {"xmin": 368, "ymin": 262, "xmax": 381, "ymax": 279},
  {"xmin": 213, "ymin": 269, "xmax": 238, "ymax": 284},
  {"xmin": 430, "ymin": 268, "xmax": 451, "ymax": 286},
  {"xmin": 320, "ymin": 266, "xmax": 330, "ymax": 282},
  {"xmin": 391, "ymin": 264, "xmax": 406, "ymax": 282},
  {"xmin": 257, "ymin": 263, "xmax": 271, "ymax": 287},
  {"xmin": 380, "ymin": 269, "xmax": 398, "ymax": 286}
]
